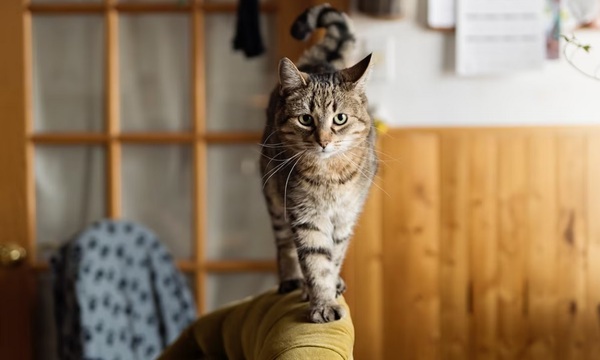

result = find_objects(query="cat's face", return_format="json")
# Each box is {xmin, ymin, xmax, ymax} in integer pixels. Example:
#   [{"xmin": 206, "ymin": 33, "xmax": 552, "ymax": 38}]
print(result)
[
  {"xmin": 276, "ymin": 55, "xmax": 372, "ymax": 159},
  {"xmin": 278, "ymin": 83, "xmax": 370, "ymax": 158}
]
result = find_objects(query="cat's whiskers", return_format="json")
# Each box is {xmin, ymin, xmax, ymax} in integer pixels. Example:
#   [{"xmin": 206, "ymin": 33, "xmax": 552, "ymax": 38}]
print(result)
[
  {"xmin": 340, "ymin": 152, "xmax": 390, "ymax": 198},
  {"xmin": 261, "ymin": 129, "xmax": 281, "ymax": 144},
  {"xmin": 258, "ymin": 143, "xmax": 296, "ymax": 149},
  {"xmin": 343, "ymin": 138, "xmax": 402, "ymax": 167},
  {"xmin": 259, "ymin": 149, "xmax": 288, "ymax": 163},
  {"xmin": 262, "ymin": 151, "xmax": 305, "ymax": 189},
  {"xmin": 262, "ymin": 152, "xmax": 300, "ymax": 178},
  {"xmin": 262, "ymin": 153, "xmax": 300, "ymax": 183},
  {"xmin": 283, "ymin": 151, "xmax": 306, "ymax": 221}
]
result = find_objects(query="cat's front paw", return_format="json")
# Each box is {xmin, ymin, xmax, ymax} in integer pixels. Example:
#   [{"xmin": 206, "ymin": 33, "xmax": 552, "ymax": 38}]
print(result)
[
  {"xmin": 278, "ymin": 278, "xmax": 304, "ymax": 294},
  {"xmin": 309, "ymin": 303, "xmax": 345, "ymax": 323},
  {"xmin": 336, "ymin": 277, "xmax": 346, "ymax": 297}
]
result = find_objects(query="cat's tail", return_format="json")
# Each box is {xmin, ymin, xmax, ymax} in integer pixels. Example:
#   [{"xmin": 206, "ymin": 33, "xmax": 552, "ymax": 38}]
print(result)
[{"xmin": 291, "ymin": 4, "xmax": 356, "ymax": 70}]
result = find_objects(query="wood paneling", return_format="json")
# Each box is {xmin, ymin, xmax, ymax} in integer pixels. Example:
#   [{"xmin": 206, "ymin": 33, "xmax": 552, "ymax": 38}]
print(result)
[
  {"xmin": 468, "ymin": 135, "xmax": 498, "ymax": 360},
  {"xmin": 440, "ymin": 135, "xmax": 470, "ymax": 359},
  {"xmin": 382, "ymin": 133, "xmax": 440, "ymax": 359},
  {"xmin": 352, "ymin": 127, "xmax": 600, "ymax": 359},
  {"xmin": 525, "ymin": 134, "xmax": 558, "ymax": 360},
  {"xmin": 344, "ymin": 167, "xmax": 384, "ymax": 360},
  {"xmin": 497, "ymin": 136, "xmax": 528, "ymax": 359},
  {"xmin": 587, "ymin": 137, "xmax": 600, "ymax": 360},
  {"xmin": 556, "ymin": 134, "xmax": 587, "ymax": 360}
]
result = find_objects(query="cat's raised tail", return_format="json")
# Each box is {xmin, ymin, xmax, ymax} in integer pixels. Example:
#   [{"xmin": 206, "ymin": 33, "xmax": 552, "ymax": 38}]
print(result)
[{"xmin": 290, "ymin": 4, "xmax": 356, "ymax": 71}]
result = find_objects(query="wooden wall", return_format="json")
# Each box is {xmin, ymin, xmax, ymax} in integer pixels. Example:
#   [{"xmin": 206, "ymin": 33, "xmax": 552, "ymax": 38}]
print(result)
[{"xmin": 344, "ymin": 127, "xmax": 600, "ymax": 360}]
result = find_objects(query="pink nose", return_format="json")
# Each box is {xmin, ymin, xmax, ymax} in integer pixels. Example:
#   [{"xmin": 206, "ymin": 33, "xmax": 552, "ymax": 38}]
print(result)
[{"xmin": 319, "ymin": 141, "xmax": 330, "ymax": 149}]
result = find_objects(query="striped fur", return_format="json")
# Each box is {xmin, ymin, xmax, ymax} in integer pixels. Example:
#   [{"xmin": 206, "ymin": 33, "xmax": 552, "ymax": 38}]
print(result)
[{"xmin": 260, "ymin": 5, "xmax": 377, "ymax": 323}]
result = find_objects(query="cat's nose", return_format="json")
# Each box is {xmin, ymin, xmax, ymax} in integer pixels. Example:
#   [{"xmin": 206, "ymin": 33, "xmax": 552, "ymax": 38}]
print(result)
[{"xmin": 319, "ymin": 140, "xmax": 330, "ymax": 149}]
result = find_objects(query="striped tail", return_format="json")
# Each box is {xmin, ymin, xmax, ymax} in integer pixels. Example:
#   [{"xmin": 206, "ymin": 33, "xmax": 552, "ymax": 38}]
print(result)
[{"xmin": 290, "ymin": 4, "xmax": 356, "ymax": 71}]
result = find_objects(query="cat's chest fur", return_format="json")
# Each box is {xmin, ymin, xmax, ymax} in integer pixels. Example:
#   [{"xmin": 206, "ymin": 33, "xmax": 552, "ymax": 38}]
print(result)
[{"xmin": 289, "ymin": 155, "xmax": 371, "ymax": 215}]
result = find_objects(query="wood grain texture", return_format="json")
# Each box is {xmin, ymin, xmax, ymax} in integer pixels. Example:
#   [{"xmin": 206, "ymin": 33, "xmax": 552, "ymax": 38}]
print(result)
[
  {"xmin": 440, "ymin": 134, "xmax": 470, "ymax": 359},
  {"xmin": 525, "ymin": 134, "xmax": 558, "ymax": 360},
  {"xmin": 586, "ymin": 132, "xmax": 600, "ymax": 359},
  {"xmin": 556, "ymin": 134, "xmax": 587, "ymax": 360},
  {"xmin": 383, "ymin": 133, "xmax": 440, "ymax": 360},
  {"xmin": 106, "ymin": 4, "xmax": 121, "ymax": 218},
  {"xmin": 468, "ymin": 135, "xmax": 498, "ymax": 360},
  {"xmin": 376, "ymin": 128, "xmax": 600, "ymax": 360},
  {"xmin": 0, "ymin": 1, "xmax": 33, "ymax": 358},
  {"xmin": 192, "ymin": 1, "xmax": 208, "ymax": 315},
  {"xmin": 380, "ymin": 127, "xmax": 600, "ymax": 360},
  {"xmin": 497, "ymin": 135, "xmax": 528, "ymax": 359},
  {"xmin": 346, "ymin": 162, "xmax": 384, "ymax": 360}
]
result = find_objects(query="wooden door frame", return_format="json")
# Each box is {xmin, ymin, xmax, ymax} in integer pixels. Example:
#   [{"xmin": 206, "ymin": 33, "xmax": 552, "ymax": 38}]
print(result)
[{"xmin": 0, "ymin": 1, "xmax": 33, "ymax": 359}]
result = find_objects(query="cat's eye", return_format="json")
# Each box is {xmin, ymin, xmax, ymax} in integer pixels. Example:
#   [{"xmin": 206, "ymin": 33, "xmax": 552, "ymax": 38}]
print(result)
[
  {"xmin": 333, "ymin": 113, "xmax": 348, "ymax": 125},
  {"xmin": 298, "ymin": 114, "xmax": 314, "ymax": 126}
]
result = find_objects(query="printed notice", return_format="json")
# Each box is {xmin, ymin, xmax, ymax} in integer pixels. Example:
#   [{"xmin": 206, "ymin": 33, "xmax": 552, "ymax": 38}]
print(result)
[{"xmin": 456, "ymin": 0, "xmax": 546, "ymax": 75}]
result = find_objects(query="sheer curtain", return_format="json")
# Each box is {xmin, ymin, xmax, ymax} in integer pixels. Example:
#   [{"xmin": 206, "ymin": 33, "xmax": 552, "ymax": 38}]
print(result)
[
  {"xmin": 119, "ymin": 14, "xmax": 191, "ymax": 132},
  {"xmin": 33, "ymin": 16, "xmax": 105, "ymax": 258},
  {"xmin": 33, "ymin": 14, "xmax": 193, "ymax": 257}
]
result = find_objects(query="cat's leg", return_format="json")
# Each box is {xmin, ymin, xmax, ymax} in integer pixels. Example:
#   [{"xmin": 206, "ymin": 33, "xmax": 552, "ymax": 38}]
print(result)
[
  {"xmin": 332, "ymin": 237, "xmax": 350, "ymax": 297},
  {"xmin": 332, "ymin": 229, "xmax": 352, "ymax": 298},
  {"xmin": 274, "ymin": 223, "xmax": 304, "ymax": 294},
  {"xmin": 264, "ymin": 184, "xmax": 304, "ymax": 293},
  {"xmin": 291, "ymin": 213, "xmax": 343, "ymax": 323},
  {"xmin": 332, "ymin": 211, "xmax": 359, "ymax": 297}
]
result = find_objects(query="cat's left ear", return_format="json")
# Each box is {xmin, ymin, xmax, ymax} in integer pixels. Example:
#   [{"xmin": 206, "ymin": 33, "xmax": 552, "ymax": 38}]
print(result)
[
  {"xmin": 278, "ymin": 57, "xmax": 308, "ymax": 92},
  {"xmin": 340, "ymin": 53, "xmax": 373, "ymax": 92}
]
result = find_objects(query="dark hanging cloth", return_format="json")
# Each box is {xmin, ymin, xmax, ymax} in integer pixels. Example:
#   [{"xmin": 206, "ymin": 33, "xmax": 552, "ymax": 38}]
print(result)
[{"xmin": 233, "ymin": 0, "xmax": 265, "ymax": 57}]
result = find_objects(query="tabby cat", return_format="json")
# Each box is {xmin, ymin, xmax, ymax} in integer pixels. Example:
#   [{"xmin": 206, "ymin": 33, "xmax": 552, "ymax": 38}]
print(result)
[{"xmin": 260, "ymin": 4, "xmax": 377, "ymax": 323}]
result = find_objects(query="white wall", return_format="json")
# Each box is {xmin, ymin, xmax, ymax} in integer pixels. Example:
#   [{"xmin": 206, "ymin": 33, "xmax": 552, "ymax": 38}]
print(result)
[{"xmin": 352, "ymin": 0, "xmax": 600, "ymax": 127}]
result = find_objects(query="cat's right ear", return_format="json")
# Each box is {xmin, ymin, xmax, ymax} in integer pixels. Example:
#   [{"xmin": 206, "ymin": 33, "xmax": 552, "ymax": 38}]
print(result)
[{"xmin": 278, "ymin": 58, "xmax": 307, "ymax": 92}]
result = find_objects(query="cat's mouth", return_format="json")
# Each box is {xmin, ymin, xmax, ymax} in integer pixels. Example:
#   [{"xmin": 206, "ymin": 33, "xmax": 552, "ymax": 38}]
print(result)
[{"xmin": 315, "ymin": 145, "xmax": 337, "ymax": 158}]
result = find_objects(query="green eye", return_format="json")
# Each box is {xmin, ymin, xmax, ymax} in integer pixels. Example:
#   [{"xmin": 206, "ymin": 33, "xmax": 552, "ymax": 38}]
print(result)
[
  {"xmin": 298, "ymin": 114, "xmax": 314, "ymax": 126},
  {"xmin": 333, "ymin": 113, "xmax": 348, "ymax": 125}
]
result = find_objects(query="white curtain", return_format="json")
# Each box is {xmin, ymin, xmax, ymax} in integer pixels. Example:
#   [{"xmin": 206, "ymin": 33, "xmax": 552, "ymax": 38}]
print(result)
[
  {"xmin": 33, "ymin": 15, "xmax": 104, "ymax": 132},
  {"xmin": 206, "ymin": 145, "xmax": 273, "ymax": 260},
  {"xmin": 119, "ymin": 14, "xmax": 191, "ymax": 132},
  {"xmin": 205, "ymin": 14, "xmax": 276, "ymax": 132},
  {"xmin": 33, "ymin": 14, "xmax": 193, "ymax": 256}
]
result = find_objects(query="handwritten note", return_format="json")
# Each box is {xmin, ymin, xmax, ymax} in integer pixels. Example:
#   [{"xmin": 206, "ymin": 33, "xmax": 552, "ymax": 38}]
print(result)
[{"xmin": 456, "ymin": 0, "xmax": 546, "ymax": 75}]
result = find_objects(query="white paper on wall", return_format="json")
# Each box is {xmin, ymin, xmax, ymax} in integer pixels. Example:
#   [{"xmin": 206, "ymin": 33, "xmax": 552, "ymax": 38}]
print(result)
[
  {"xmin": 428, "ymin": 0, "xmax": 456, "ymax": 28},
  {"xmin": 456, "ymin": 0, "xmax": 546, "ymax": 75}
]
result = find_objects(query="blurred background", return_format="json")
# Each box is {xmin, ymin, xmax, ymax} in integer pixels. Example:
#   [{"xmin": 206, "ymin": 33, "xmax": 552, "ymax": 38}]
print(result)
[{"xmin": 1, "ymin": 0, "xmax": 600, "ymax": 359}]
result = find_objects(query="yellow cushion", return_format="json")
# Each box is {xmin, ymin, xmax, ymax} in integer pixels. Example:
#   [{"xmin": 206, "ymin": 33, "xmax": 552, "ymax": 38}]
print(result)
[{"xmin": 158, "ymin": 289, "xmax": 354, "ymax": 360}]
